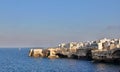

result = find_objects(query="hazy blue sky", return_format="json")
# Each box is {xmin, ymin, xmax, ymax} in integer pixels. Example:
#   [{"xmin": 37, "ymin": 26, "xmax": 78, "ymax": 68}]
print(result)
[{"xmin": 0, "ymin": 0, "xmax": 120, "ymax": 47}]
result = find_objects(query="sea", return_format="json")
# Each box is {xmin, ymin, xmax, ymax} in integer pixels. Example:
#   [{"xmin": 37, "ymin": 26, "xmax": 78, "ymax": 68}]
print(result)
[{"xmin": 0, "ymin": 48, "xmax": 120, "ymax": 72}]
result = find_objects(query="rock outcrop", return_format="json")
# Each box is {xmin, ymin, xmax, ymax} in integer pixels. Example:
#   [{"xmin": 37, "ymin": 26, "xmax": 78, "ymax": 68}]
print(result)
[{"xmin": 29, "ymin": 49, "xmax": 43, "ymax": 57}]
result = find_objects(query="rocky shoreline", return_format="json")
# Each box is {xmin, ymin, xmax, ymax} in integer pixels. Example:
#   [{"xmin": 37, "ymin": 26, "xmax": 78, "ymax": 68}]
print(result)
[
  {"xmin": 29, "ymin": 38, "xmax": 120, "ymax": 64},
  {"xmin": 29, "ymin": 48, "xmax": 120, "ymax": 64}
]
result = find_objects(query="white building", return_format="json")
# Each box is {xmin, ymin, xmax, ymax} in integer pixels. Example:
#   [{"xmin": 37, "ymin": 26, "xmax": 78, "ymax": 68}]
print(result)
[
  {"xmin": 59, "ymin": 43, "xmax": 66, "ymax": 48},
  {"xmin": 100, "ymin": 38, "xmax": 110, "ymax": 43},
  {"xmin": 98, "ymin": 42, "xmax": 103, "ymax": 50}
]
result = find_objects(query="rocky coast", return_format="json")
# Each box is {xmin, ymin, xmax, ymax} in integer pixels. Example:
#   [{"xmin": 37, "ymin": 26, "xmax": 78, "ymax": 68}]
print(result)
[{"xmin": 29, "ymin": 38, "xmax": 120, "ymax": 63}]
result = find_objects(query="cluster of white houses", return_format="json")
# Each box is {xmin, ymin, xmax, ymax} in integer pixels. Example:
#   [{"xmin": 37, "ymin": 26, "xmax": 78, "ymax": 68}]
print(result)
[
  {"xmin": 58, "ymin": 38, "xmax": 120, "ymax": 51},
  {"xmin": 97, "ymin": 38, "xmax": 120, "ymax": 50}
]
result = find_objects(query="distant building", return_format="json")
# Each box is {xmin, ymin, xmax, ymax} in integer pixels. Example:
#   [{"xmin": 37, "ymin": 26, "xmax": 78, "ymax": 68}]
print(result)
[
  {"xmin": 58, "ymin": 38, "xmax": 120, "ymax": 51},
  {"xmin": 98, "ymin": 42, "xmax": 103, "ymax": 50}
]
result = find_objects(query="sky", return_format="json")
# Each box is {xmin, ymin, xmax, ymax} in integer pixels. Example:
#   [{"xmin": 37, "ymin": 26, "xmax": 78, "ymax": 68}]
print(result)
[{"xmin": 0, "ymin": 0, "xmax": 120, "ymax": 47}]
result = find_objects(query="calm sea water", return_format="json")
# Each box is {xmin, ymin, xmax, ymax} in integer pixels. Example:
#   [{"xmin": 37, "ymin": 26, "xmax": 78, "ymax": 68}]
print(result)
[{"xmin": 0, "ymin": 48, "xmax": 120, "ymax": 72}]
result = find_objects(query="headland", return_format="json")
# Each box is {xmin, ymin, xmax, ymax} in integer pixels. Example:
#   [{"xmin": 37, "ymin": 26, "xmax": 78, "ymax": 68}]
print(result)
[{"xmin": 29, "ymin": 38, "xmax": 120, "ymax": 63}]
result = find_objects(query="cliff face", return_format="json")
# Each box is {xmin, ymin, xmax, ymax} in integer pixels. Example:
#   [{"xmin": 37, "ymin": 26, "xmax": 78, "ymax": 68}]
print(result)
[
  {"xmin": 29, "ymin": 49, "xmax": 44, "ymax": 57},
  {"xmin": 91, "ymin": 48, "xmax": 120, "ymax": 62},
  {"xmin": 29, "ymin": 47, "xmax": 92, "ymax": 59},
  {"xmin": 29, "ymin": 47, "xmax": 120, "ymax": 63}
]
